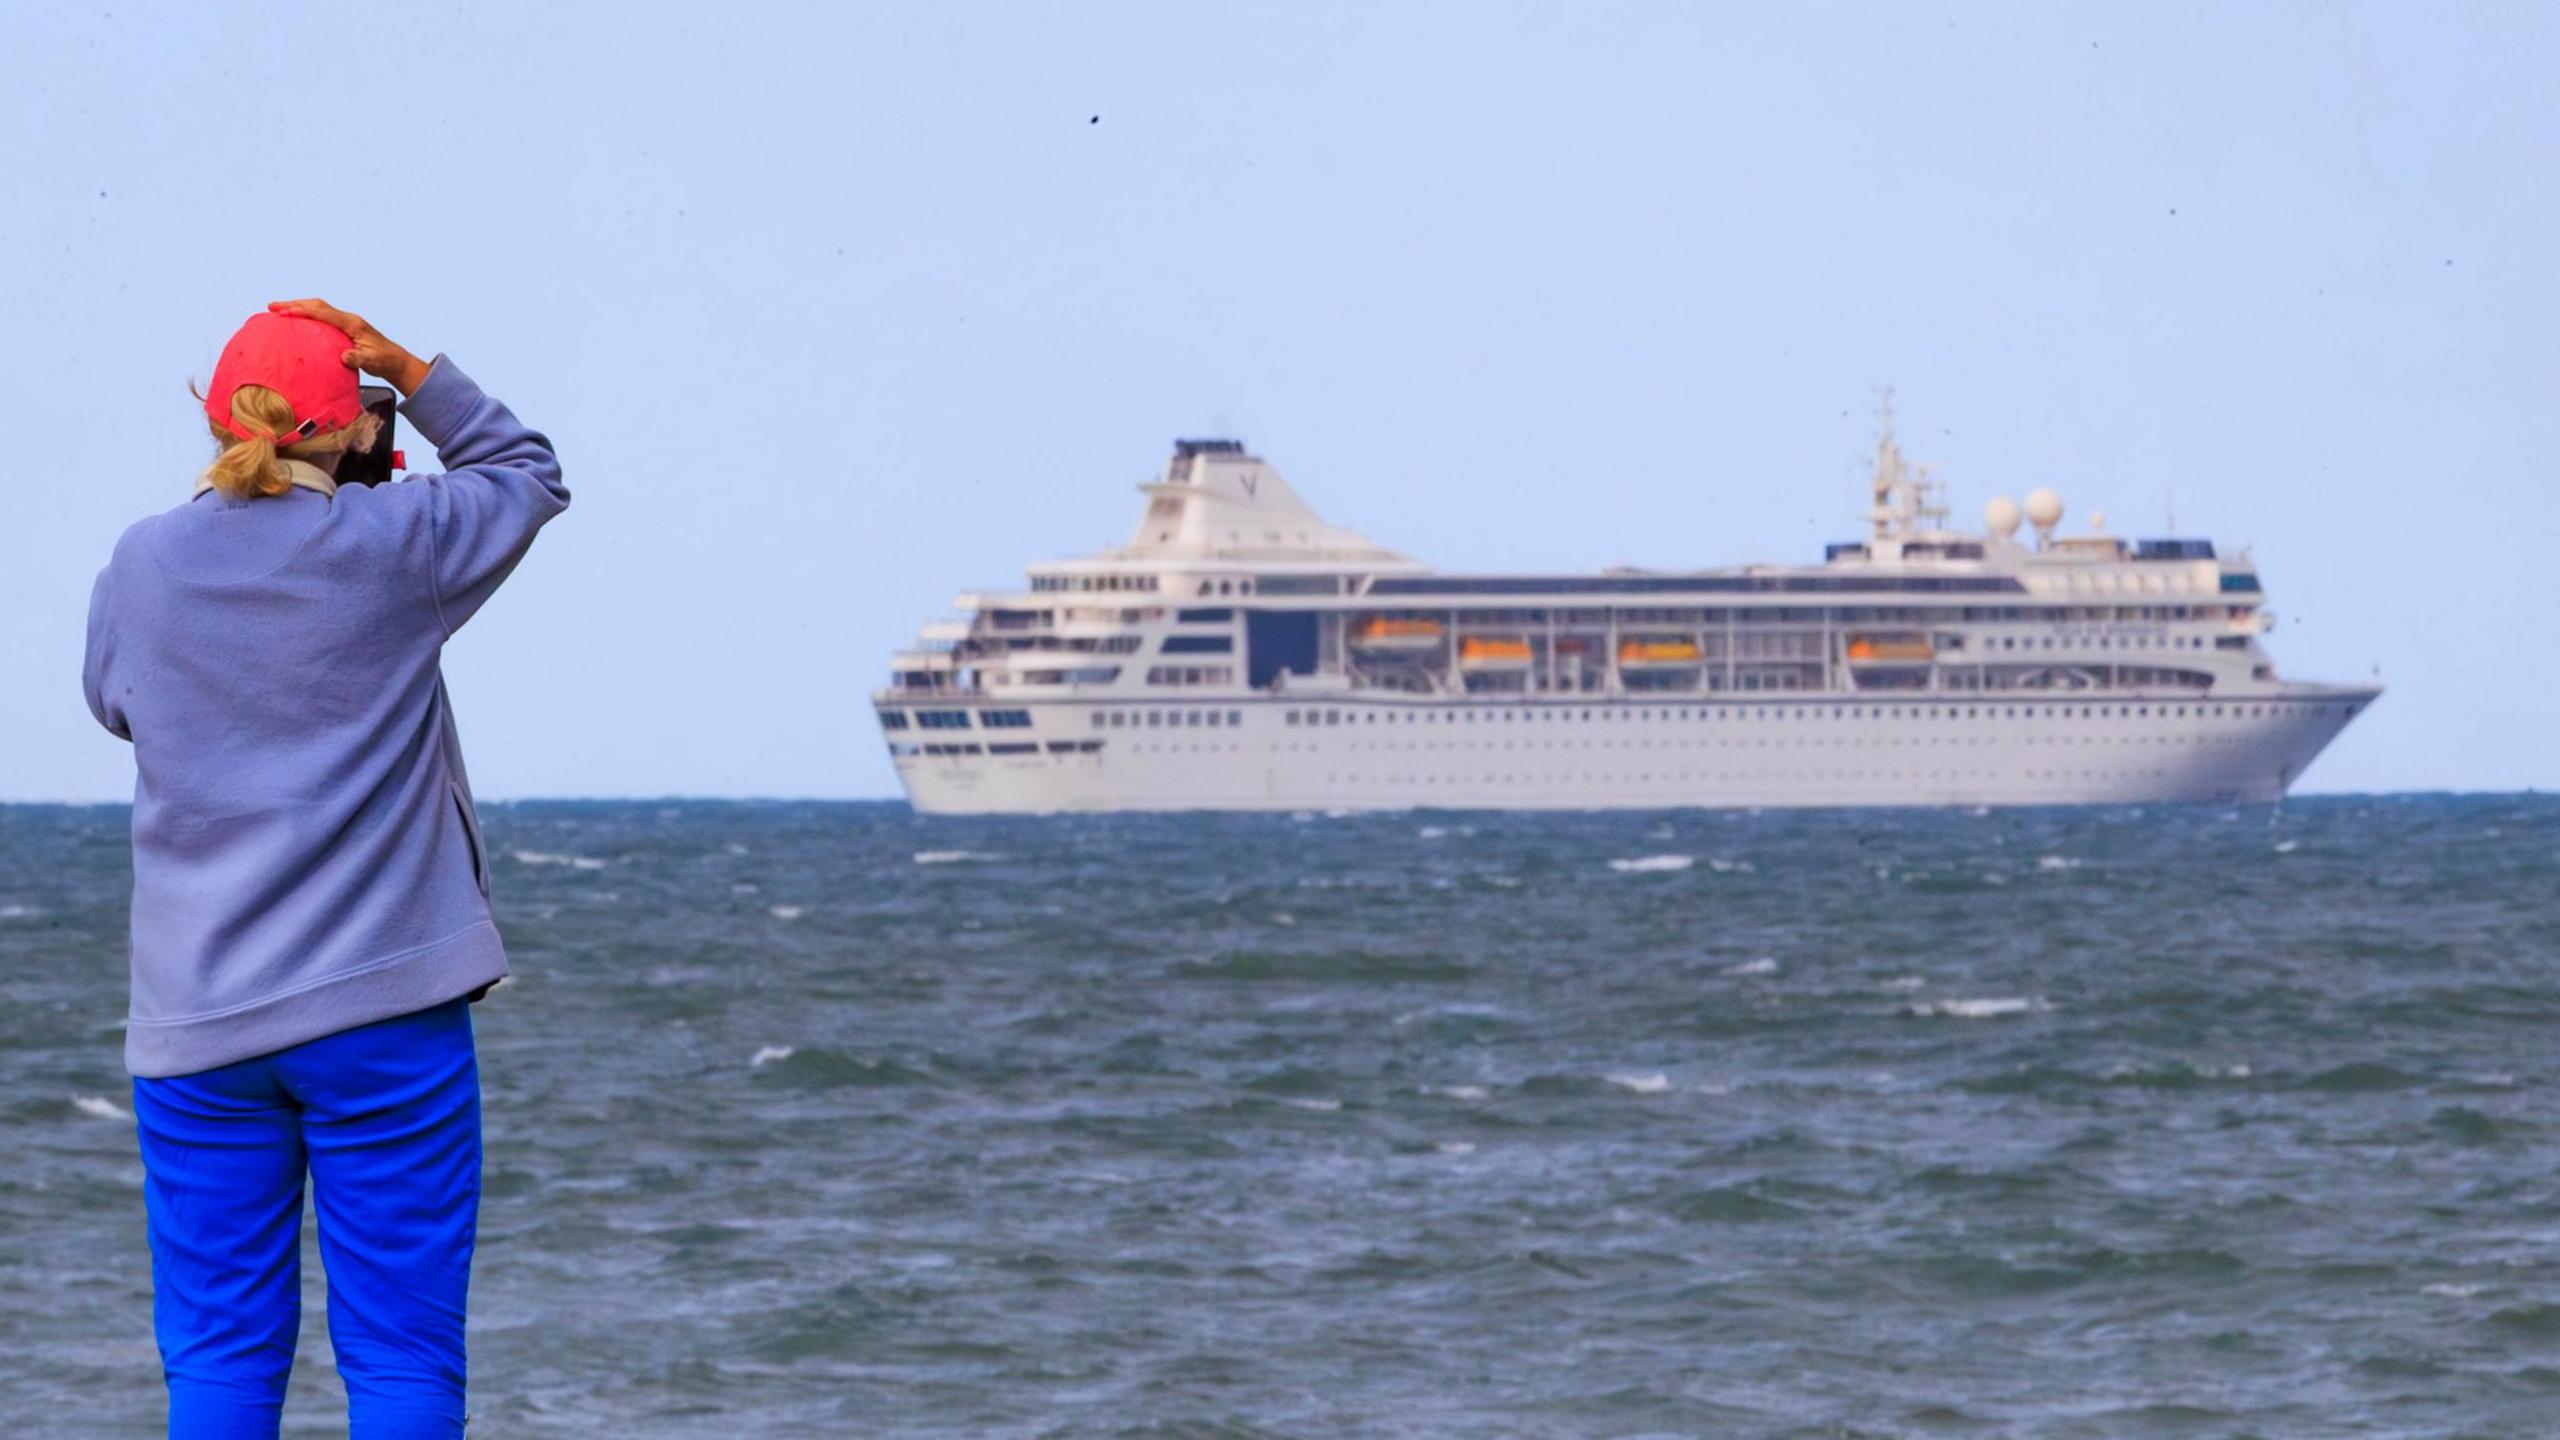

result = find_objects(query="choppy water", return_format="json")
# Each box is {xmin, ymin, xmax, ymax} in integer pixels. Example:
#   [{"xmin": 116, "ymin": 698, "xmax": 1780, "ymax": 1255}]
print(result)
[{"xmin": 5, "ymin": 795, "xmax": 2559, "ymax": 1438}]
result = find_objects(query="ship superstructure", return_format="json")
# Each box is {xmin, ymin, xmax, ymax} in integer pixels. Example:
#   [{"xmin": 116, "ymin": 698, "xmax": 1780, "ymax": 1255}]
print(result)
[{"xmin": 876, "ymin": 414, "xmax": 2374, "ymax": 814}]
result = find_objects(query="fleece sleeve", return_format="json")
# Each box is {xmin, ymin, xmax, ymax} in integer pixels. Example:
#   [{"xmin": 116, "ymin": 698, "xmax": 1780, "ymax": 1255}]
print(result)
[
  {"xmin": 395, "ymin": 357, "xmax": 571, "ymax": 636},
  {"xmin": 82, "ymin": 568, "xmax": 131, "ymax": 741}
]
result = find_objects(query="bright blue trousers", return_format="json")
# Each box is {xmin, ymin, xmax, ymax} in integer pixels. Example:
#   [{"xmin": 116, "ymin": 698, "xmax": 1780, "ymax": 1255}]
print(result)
[{"xmin": 131, "ymin": 998, "xmax": 480, "ymax": 1440}]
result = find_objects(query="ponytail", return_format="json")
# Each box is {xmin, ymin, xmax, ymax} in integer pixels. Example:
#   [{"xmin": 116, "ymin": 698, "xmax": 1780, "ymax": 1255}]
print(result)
[
  {"xmin": 190, "ymin": 382, "xmax": 376, "ymax": 499},
  {"xmin": 199, "ymin": 384, "xmax": 299, "ymax": 499}
]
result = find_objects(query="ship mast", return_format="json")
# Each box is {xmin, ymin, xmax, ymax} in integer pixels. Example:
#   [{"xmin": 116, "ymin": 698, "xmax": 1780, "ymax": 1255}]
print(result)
[{"xmin": 1867, "ymin": 389, "xmax": 1948, "ymax": 542}]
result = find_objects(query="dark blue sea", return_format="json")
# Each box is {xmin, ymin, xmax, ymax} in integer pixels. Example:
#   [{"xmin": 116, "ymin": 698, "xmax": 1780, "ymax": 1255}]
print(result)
[{"xmin": 5, "ymin": 795, "xmax": 2558, "ymax": 1438}]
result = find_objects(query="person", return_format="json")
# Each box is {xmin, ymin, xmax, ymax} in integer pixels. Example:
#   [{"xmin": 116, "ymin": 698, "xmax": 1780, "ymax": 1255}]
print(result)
[{"xmin": 82, "ymin": 300, "xmax": 569, "ymax": 1439}]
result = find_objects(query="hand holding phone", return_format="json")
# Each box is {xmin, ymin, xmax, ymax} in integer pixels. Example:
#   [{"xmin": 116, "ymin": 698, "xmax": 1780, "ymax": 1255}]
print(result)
[{"xmin": 335, "ymin": 386, "xmax": 403, "ymax": 488}]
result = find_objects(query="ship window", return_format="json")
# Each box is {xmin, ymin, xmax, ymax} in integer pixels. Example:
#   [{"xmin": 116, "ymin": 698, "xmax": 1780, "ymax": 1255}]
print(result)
[
  {"xmin": 879, "ymin": 711, "xmax": 910, "ymax": 730},
  {"xmin": 1206, "ymin": 710, "xmax": 1221, "ymax": 727},
  {"xmin": 978, "ymin": 709, "xmax": 1033, "ymax": 728},
  {"xmin": 1092, "ymin": 711, "xmax": 1106, "ymax": 728},
  {"xmin": 1145, "ymin": 712, "xmax": 1161, "ymax": 727},
  {"xmin": 916, "ymin": 710, "xmax": 971, "ymax": 730},
  {"xmin": 1108, "ymin": 712, "xmax": 1126, "ymax": 727},
  {"xmin": 1325, "ymin": 710, "xmax": 1341, "ymax": 725},
  {"xmin": 1285, "ymin": 710, "xmax": 1300, "ymax": 725},
  {"xmin": 988, "ymin": 742, "xmax": 1038, "ymax": 755},
  {"xmin": 1229, "ymin": 710, "xmax": 1243, "ymax": 726}
]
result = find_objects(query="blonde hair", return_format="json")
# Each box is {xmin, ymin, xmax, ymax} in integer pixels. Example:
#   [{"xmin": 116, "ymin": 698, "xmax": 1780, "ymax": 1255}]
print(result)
[{"xmin": 194, "ymin": 383, "xmax": 381, "ymax": 499}]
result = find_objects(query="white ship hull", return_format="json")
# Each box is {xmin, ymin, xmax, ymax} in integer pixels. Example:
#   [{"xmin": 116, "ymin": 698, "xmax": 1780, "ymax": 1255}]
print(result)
[
  {"xmin": 890, "ymin": 690, "xmax": 2373, "ymax": 815},
  {"xmin": 877, "ymin": 429, "xmax": 2381, "ymax": 816}
]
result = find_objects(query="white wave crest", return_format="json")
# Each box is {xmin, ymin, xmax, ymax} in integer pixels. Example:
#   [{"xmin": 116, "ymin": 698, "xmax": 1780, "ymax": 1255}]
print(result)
[
  {"xmin": 511, "ymin": 850, "xmax": 608, "ymax": 870},
  {"xmin": 2035, "ymin": 855, "xmax": 2082, "ymax": 872},
  {"xmin": 750, "ymin": 1045, "xmax": 795, "ymax": 1069},
  {"xmin": 1607, "ymin": 1071, "xmax": 1672, "ymax": 1094},
  {"xmin": 913, "ymin": 850, "xmax": 999, "ymax": 865},
  {"xmin": 1721, "ymin": 957, "xmax": 1779, "ymax": 977},
  {"xmin": 72, "ymin": 1095, "xmax": 131, "ymax": 1121},
  {"xmin": 767, "ymin": 904, "xmax": 804, "ymax": 921},
  {"xmin": 0, "ymin": 903, "xmax": 38, "ymax": 920},
  {"xmin": 1434, "ymin": 1140, "xmax": 1478, "ymax": 1155},
  {"xmin": 1608, "ymin": 854, "xmax": 1693, "ymax": 874},
  {"xmin": 1909, "ymin": 997, "xmax": 2047, "ymax": 1019}
]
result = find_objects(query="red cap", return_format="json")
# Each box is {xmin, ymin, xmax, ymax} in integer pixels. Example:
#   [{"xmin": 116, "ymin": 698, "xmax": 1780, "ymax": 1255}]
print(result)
[{"xmin": 204, "ymin": 312, "xmax": 361, "ymax": 445}]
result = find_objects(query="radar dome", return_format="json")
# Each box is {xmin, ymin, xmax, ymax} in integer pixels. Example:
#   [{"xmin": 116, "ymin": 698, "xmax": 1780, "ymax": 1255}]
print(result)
[
  {"xmin": 2023, "ymin": 488, "xmax": 2064, "ymax": 530},
  {"xmin": 1984, "ymin": 496, "xmax": 2022, "ymax": 537}
]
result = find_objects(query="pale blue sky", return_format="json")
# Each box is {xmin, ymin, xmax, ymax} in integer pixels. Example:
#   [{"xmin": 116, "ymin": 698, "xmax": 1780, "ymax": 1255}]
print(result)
[{"xmin": 6, "ymin": 3, "xmax": 2552, "ymax": 800}]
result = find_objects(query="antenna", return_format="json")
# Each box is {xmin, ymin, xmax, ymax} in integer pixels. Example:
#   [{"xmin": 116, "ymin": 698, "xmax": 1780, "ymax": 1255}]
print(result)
[
  {"xmin": 1868, "ymin": 388, "xmax": 1922, "ymax": 543},
  {"xmin": 1864, "ymin": 388, "xmax": 1955, "ymax": 542}
]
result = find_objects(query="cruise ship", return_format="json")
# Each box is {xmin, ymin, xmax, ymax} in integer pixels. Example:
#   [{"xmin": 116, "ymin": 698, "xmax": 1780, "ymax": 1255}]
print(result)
[{"xmin": 876, "ymin": 412, "xmax": 2375, "ymax": 814}]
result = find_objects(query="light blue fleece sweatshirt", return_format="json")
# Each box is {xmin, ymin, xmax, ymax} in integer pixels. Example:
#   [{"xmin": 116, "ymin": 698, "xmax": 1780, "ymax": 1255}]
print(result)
[{"xmin": 84, "ymin": 358, "xmax": 567, "ymax": 1077}]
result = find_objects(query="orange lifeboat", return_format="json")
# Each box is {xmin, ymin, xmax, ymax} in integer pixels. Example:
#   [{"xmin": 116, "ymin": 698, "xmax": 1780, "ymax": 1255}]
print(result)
[
  {"xmin": 1617, "ymin": 638, "xmax": 1703, "ymax": 670},
  {"xmin": 1457, "ymin": 636, "xmax": 1534, "ymax": 672},
  {"xmin": 1350, "ymin": 617, "xmax": 1444, "ymax": 653},
  {"xmin": 1845, "ymin": 634, "xmax": 1935, "ymax": 663}
]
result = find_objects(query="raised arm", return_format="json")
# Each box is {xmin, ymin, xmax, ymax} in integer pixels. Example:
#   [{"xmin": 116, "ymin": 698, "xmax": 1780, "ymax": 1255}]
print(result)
[
  {"xmin": 266, "ymin": 299, "xmax": 570, "ymax": 635},
  {"xmin": 398, "ymin": 359, "xmax": 570, "ymax": 634}
]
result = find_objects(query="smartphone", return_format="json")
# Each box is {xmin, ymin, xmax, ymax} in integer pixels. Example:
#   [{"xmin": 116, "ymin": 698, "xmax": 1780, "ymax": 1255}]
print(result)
[{"xmin": 336, "ymin": 385, "xmax": 403, "ymax": 486}]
